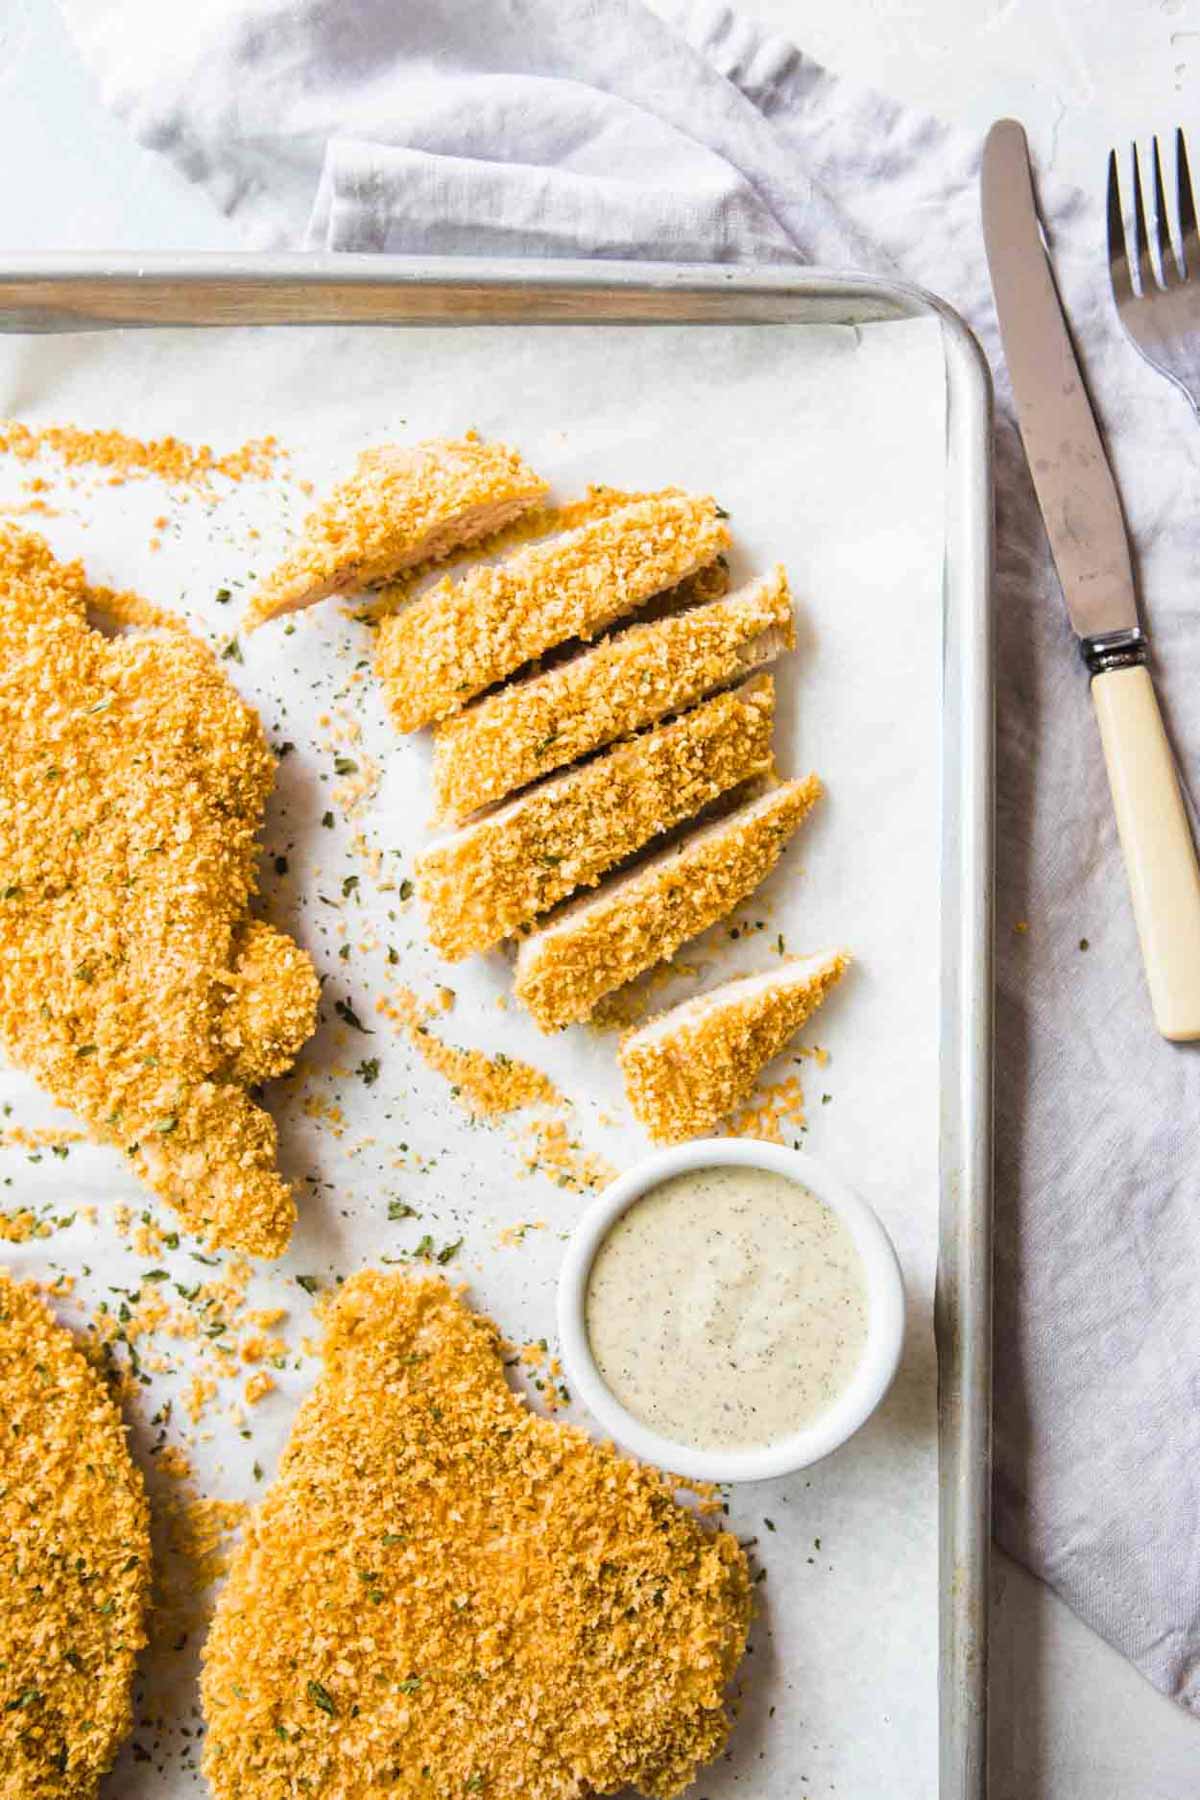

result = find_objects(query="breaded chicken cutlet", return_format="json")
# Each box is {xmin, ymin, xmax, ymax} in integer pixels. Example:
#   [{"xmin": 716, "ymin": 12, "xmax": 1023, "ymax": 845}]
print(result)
[
  {"xmin": 432, "ymin": 565, "xmax": 794, "ymax": 823},
  {"xmin": 621, "ymin": 950, "xmax": 850, "ymax": 1140},
  {"xmin": 0, "ymin": 528, "xmax": 319, "ymax": 1256},
  {"xmin": 201, "ymin": 1271, "xmax": 751, "ymax": 1800},
  {"xmin": 375, "ymin": 490, "xmax": 730, "ymax": 731},
  {"xmin": 0, "ymin": 1271, "xmax": 151, "ymax": 1799},
  {"xmin": 514, "ymin": 774, "xmax": 822, "ymax": 1030},
  {"xmin": 416, "ymin": 675, "xmax": 775, "ymax": 960},
  {"xmin": 246, "ymin": 434, "xmax": 548, "ymax": 627}
]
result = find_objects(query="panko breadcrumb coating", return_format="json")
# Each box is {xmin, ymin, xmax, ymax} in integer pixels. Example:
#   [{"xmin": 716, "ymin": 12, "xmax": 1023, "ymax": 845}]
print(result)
[
  {"xmin": 415, "ymin": 675, "xmax": 776, "ymax": 961},
  {"xmin": 201, "ymin": 1271, "xmax": 750, "ymax": 1800},
  {"xmin": 620, "ymin": 950, "xmax": 850, "ymax": 1140},
  {"xmin": 375, "ymin": 490, "xmax": 730, "ymax": 732},
  {"xmin": 246, "ymin": 435, "xmax": 547, "ymax": 627},
  {"xmin": 515, "ymin": 774, "xmax": 822, "ymax": 1030},
  {"xmin": 0, "ymin": 527, "xmax": 318, "ymax": 1255},
  {"xmin": 0, "ymin": 1270, "xmax": 151, "ymax": 1798},
  {"xmin": 432, "ymin": 564, "xmax": 792, "ymax": 822}
]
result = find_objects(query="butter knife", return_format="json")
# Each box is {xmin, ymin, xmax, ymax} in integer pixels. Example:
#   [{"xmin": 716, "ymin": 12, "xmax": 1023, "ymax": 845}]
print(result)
[{"xmin": 982, "ymin": 116, "xmax": 1200, "ymax": 1041}]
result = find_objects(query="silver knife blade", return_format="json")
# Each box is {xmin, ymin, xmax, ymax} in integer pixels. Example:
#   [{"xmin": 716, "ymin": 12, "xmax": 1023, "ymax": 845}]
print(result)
[{"xmin": 981, "ymin": 117, "xmax": 1138, "ymax": 640}]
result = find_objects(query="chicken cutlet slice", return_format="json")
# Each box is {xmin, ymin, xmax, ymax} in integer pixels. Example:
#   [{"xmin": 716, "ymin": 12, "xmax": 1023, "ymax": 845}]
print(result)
[
  {"xmin": 200, "ymin": 1271, "xmax": 751, "ymax": 1800},
  {"xmin": 432, "ymin": 564, "xmax": 793, "ymax": 823},
  {"xmin": 0, "ymin": 526, "xmax": 318, "ymax": 1256},
  {"xmin": 620, "ymin": 949, "xmax": 850, "ymax": 1141},
  {"xmin": 514, "ymin": 774, "xmax": 822, "ymax": 1030},
  {"xmin": 0, "ymin": 1271, "xmax": 151, "ymax": 1799},
  {"xmin": 245, "ymin": 435, "xmax": 547, "ymax": 627},
  {"xmin": 375, "ymin": 490, "xmax": 730, "ymax": 732},
  {"xmin": 415, "ymin": 674, "xmax": 775, "ymax": 961}
]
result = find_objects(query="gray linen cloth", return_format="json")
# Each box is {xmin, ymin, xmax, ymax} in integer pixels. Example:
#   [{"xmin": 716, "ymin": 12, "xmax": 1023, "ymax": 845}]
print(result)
[{"xmin": 58, "ymin": 0, "xmax": 1200, "ymax": 1714}]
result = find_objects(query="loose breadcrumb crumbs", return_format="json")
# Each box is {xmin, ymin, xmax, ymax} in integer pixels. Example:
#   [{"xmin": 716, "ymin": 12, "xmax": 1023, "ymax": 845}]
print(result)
[
  {"xmin": 514, "ymin": 1337, "xmax": 569, "ymax": 1412},
  {"xmin": 620, "ymin": 952, "xmax": 850, "ymax": 1142},
  {"xmin": 497, "ymin": 1219, "xmax": 546, "ymax": 1248},
  {"xmin": 70, "ymin": 1225, "xmax": 308, "ymax": 1462},
  {"xmin": 516, "ymin": 1117, "xmax": 617, "ymax": 1194},
  {"xmin": 249, "ymin": 1306, "xmax": 289, "ymax": 1329},
  {"xmin": 201, "ymin": 1272, "xmax": 751, "ymax": 1800},
  {"xmin": 103, "ymin": 1263, "xmax": 291, "ymax": 1438},
  {"xmin": 376, "ymin": 986, "xmax": 562, "ymax": 1117},
  {"xmin": 0, "ymin": 527, "xmax": 319, "ymax": 1255},
  {"xmin": 0, "ymin": 418, "xmax": 282, "ymax": 490},
  {"xmin": 156, "ymin": 1444, "xmax": 194, "ymax": 1480},
  {"xmin": 0, "ymin": 1123, "xmax": 85, "ymax": 1182},
  {"xmin": 432, "ymin": 564, "xmax": 787, "ymax": 822},
  {"xmin": 185, "ymin": 1374, "xmax": 219, "ymax": 1424},
  {"xmin": 416, "ymin": 675, "xmax": 776, "ymax": 961},
  {"xmin": 246, "ymin": 435, "xmax": 547, "ymax": 626},
  {"xmin": 376, "ymin": 987, "xmax": 611, "ymax": 1192},
  {"xmin": 375, "ymin": 490, "xmax": 730, "ymax": 731},
  {"xmin": 727, "ymin": 1073, "xmax": 809, "ymax": 1143},
  {"xmin": 411, "ymin": 1032, "xmax": 559, "ymax": 1118},
  {"xmin": 0, "ymin": 498, "xmax": 60, "ymax": 521},
  {"xmin": 0, "ymin": 1208, "xmax": 43, "ymax": 1243},
  {"xmin": 0, "ymin": 1271, "xmax": 151, "ymax": 1798}
]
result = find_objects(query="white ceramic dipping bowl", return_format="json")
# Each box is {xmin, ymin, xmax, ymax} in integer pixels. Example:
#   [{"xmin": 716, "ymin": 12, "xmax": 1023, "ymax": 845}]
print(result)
[{"xmin": 557, "ymin": 1138, "xmax": 906, "ymax": 1484}]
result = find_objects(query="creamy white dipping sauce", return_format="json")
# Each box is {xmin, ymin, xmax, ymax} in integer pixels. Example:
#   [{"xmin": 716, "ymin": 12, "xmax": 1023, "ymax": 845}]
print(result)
[{"xmin": 585, "ymin": 1165, "xmax": 869, "ymax": 1451}]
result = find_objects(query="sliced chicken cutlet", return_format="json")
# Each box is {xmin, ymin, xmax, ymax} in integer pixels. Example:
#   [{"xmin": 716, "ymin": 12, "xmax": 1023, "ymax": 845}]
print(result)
[
  {"xmin": 432, "ymin": 564, "xmax": 793, "ymax": 823},
  {"xmin": 246, "ymin": 434, "xmax": 547, "ymax": 627},
  {"xmin": 415, "ymin": 674, "xmax": 775, "ymax": 960},
  {"xmin": 514, "ymin": 774, "xmax": 822, "ymax": 1030},
  {"xmin": 200, "ymin": 1271, "xmax": 751, "ymax": 1800},
  {"xmin": 620, "ymin": 949, "xmax": 850, "ymax": 1141},
  {"xmin": 0, "ymin": 1272, "xmax": 151, "ymax": 1799},
  {"xmin": 375, "ymin": 490, "xmax": 730, "ymax": 731}
]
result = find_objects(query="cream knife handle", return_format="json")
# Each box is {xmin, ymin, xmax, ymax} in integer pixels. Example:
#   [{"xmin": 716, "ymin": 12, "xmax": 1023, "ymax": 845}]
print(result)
[{"xmin": 1092, "ymin": 662, "xmax": 1200, "ymax": 1040}]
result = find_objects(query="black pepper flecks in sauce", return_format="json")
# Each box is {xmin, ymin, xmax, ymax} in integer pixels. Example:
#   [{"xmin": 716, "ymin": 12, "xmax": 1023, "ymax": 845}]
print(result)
[{"xmin": 585, "ymin": 1166, "xmax": 868, "ymax": 1450}]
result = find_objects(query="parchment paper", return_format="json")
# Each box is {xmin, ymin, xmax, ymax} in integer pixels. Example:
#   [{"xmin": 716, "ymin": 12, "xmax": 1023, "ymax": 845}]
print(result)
[{"xmin": 0, "ymin": 314, "xmax": 946, "ymax": 1797}]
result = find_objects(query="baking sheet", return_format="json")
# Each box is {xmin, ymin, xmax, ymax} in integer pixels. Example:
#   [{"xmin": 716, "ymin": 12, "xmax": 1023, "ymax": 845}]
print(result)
[{"xmin": 0, "ymin": 314, "xmax": 946, "ymax": 1797}]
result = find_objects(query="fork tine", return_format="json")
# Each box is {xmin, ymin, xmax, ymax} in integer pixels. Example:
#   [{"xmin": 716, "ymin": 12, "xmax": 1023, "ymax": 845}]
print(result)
[
  {"xmin": 1131, "ymin": 143, "xmax": 1157, "ymax": 294},
  {"xmin": 1178, "ymin": 128, "xmax": 1200, "ymax": 275},
  {"xmin": 1109, "ymin": 130, "xmax": 1200, "ymax": 414},
  {"xmin": 1107, "ymin": 148, "xmax": 1134, "ymax": 306},
  {"xmin": 1152, "ymin": 136, "xmax": 1179, "ymax": 284}
]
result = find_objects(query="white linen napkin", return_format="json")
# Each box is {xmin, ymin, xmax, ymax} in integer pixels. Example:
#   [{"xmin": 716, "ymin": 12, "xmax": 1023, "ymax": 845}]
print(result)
[{"xmin": 56, "ymin": 0, "xmax": 1200, "ymax": 1715}]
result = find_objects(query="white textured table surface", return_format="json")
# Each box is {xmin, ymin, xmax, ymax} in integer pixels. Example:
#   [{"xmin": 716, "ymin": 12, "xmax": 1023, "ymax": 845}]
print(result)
[{"xmin": 2, "ymin": 0, "xmax": 1198, "ymax": 1793}]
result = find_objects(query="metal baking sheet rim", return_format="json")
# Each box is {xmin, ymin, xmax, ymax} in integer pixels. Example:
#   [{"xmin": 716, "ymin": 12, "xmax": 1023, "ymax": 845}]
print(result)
[{"xmin": 0, "ymin": 254, "xmax": 995, "ymax": 1800}]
